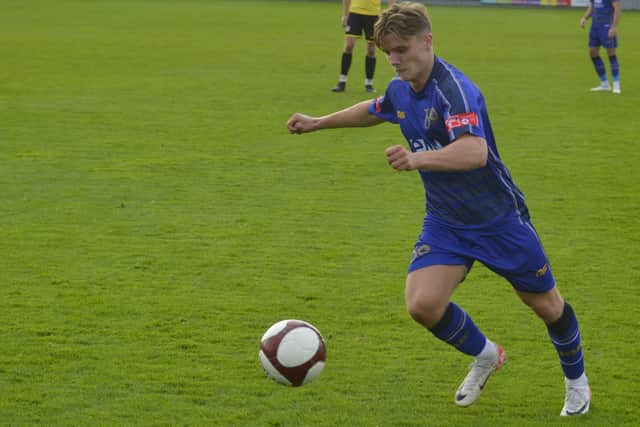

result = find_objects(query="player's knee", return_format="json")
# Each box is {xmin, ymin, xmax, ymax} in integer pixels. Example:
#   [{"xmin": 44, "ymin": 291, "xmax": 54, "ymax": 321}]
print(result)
[
  {"xmin": 344, "ymin": 40, "xmax": 356, "ymax": 53},
  {"xmin": 405, "ymin": 295, "xmax": 445, "ymax": 328},
  {"xmin": 365, "ymin": 44, "xmax": 376, "ymax": 56},
  {"xmin": 522, "ymin": 291, "xmax": 564, "ymax": 323}
]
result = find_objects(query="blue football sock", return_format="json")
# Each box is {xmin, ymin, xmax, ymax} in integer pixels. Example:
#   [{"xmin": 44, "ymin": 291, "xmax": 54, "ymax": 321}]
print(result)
[
  {"xmin": 429, "ymin": 302, "xmax": 487, "ymax": 357},
  {"xmin": 591, "ymin": 56, "xmax": 607, "ymax": 82},
  {"xmin": 609, "ymin": 55, "xmax": 620, "ymax": 82},
  {"xmin": 546, "ymin": 302, "xmax": 585, "ymax": 379}
]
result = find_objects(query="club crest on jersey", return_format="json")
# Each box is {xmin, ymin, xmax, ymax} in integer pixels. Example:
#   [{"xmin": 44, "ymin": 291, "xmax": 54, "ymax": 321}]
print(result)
[
  {"xmin": 445, "ymin": 112, "xmax": 479, "ymax": 133},
  {"xmin": 424, "ymin": 107, "xmax": 438, "ymax": 129},
  {"xmin": 397, "ymin": 111, "xmax": 405, "ymax": 119}
]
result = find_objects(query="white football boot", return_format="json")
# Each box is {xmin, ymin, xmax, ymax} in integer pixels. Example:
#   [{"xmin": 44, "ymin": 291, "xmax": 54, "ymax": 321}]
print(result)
[
  {"xmin": 613, "ymin": 81, "xmax": 621, "ymax": 94},
  {"xmin": 590, "ymin": 81, "xmax": 611, "ymax": 92},
  {"xmin": 454, "ymin": 344, "xmax": 506, "ymax": 407},
  {"xmin": 560, "ymin": 375, "xmax": 591, "ymax": 416}
]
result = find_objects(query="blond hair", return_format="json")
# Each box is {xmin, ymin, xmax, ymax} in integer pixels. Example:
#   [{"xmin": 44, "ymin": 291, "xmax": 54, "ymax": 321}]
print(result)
[{"xmin": 373, "ymin": 2, "xmax": 432, "ymax": 48}]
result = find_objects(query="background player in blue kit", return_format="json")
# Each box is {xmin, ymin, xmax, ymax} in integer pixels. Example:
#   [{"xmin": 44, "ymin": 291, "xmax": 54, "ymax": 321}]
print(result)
[
  {"xmin": 287, "ymin": 2, "xmax": 591, "ymax": 417},
  {"xmin": 580, "ymin": 0, "xmax": 622, "ymax": 93}
]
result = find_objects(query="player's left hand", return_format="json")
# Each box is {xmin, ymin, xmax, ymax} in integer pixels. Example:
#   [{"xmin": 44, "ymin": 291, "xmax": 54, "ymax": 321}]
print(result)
[
  {"xmin": 385, "ymin": 145, "xmax": 415, "ymax": 171},
  {"xmin": 608, "ymin": 27, "xmax": 617, "ymax": 38}
]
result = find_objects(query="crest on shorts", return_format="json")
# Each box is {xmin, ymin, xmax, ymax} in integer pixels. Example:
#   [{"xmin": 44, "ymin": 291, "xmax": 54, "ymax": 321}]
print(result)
[{"xmin": 411, "ymin": 244, "xmax": 431, "ymax": 262}]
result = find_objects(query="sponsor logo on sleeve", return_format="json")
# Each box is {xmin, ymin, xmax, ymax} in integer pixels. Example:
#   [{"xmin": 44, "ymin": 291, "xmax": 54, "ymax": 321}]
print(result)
[{"xmin": 445, "ymin": 112, "xmax": 479, "ymax": 133}]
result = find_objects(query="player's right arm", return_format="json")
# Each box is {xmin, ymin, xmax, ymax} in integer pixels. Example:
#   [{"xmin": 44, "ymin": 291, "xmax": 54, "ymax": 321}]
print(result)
[
  {"xmin": 341, "ymin": 0, "xmax": 351, "ymax": 26},
  {"xmin": 287, "ymin": 100, "xmax": 384, "ymax": 134},
  {"xmin": 385, "ymin": 134, "xmax": 488, "ymax": 172},
  {"xmin": 580, "ymin": 3, "xmax": 593, "ymax": 28}
]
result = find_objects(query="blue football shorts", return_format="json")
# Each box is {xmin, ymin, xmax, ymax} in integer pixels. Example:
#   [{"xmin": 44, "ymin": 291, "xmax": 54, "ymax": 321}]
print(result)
[
  {"xmin": 589, "ymin": 24, "xmax": 618, "ymax": 49},
  {"xmin": 408, "ymin": 215, "xmax": 556, "ymax": 293}
]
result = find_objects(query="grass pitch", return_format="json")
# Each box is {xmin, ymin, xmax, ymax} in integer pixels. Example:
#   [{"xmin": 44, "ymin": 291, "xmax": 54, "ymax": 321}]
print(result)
[{"xmin": 1, "ymin": 0, "xmax": 639, "ymax": 425}]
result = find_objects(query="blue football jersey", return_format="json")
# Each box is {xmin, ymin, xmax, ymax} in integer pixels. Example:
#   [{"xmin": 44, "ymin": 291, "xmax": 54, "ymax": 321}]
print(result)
[
  {"xmin": 591, "ymin": 0, "xmax": 617, "ymax": 26},
  {"xmin": 369, "ymin": 56, "xmax": 529, "ymax": 227}
]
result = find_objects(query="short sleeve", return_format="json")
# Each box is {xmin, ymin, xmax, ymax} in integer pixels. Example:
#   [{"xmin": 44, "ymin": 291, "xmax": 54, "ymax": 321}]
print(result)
[
  {"xmin": 440, "ymin": 82, "xmax": 486, "ymax": 142},
  {"xmin": 368, "ymin": 86, "xmax": 399, "ymax": 124}
]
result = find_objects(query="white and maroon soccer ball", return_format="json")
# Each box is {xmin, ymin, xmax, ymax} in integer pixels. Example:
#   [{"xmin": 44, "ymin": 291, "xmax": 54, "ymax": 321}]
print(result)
[{"xmin": 259, "ymin": 319, "xmax": 326, "ymax": 386}]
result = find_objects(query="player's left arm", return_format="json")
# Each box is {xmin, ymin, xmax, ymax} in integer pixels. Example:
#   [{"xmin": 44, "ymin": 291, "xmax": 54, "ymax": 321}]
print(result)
[
  {"xmin": 609, "ymin": 1, "xmax": 622, "ymax": 38},
  {"xmin": 385, "ymin": 134, "xmax": 487, "ymax": 172},
  {"xmin": 580, "ymin": 3, "xmax": 593, "ymax": 28}
]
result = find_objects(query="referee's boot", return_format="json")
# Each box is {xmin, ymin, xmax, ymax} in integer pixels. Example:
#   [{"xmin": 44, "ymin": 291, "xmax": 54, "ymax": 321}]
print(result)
[{"xmin": 331, "ymin": 82, "xmax": 346, "ymax": 92}]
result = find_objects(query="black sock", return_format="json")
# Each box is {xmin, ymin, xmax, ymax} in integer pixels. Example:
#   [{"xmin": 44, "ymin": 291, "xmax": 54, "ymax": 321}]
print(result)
[
  {"xmin": 341, "ymin": 53, "xmax": 352, "ymax": 76},
  {"xmin": 365, "ymin": 56, "xmax": 376, "ymax": 80}
]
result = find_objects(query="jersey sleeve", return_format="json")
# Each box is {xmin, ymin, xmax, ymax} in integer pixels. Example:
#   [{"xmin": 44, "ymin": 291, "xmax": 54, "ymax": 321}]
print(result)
[
  {"xmin": 368, "ymin": 86, "xmax": 399, "ymax": 124},
  {"xmin": 439, "ymin": 79, "xmax": 486, "ymax": 142}
]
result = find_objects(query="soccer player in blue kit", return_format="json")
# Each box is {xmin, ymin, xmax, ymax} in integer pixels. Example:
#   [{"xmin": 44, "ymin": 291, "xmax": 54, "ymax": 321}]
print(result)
[
  {"xmin": 580, "ymin": 0, "xmax": 622, "ymax": 93},
  {"xmin": 287, "ymin": 2, "xmax": 590, "ymax": 416}
]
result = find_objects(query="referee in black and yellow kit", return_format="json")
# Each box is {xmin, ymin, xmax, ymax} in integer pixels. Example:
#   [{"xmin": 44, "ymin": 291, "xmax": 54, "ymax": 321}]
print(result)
[{"xmin": 331, "ymin": 0, "xmax": 395, "ymax": 93}]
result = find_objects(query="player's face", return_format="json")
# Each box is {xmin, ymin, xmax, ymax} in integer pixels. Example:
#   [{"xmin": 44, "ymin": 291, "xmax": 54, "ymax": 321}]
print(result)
[{"xmin": 380, "ymin": 32, "xmax": 433, "ymax": 90}]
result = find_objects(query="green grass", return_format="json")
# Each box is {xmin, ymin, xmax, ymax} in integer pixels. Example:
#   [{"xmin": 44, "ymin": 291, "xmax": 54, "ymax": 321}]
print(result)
[{"xmin": 1, "ymin": 0, "xmax": 639, "ymax": 425}]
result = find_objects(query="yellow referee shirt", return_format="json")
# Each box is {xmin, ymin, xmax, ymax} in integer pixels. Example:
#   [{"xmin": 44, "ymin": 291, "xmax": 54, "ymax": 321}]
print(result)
[{"xmin": 349, "ymin": 0, "xmax": 383, "ymax": 16}]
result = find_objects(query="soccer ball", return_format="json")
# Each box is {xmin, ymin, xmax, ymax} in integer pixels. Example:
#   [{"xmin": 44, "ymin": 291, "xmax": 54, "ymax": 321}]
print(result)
[{"xmin": 259, "ymin": 319, "xmax": 326, "ymax": 386}]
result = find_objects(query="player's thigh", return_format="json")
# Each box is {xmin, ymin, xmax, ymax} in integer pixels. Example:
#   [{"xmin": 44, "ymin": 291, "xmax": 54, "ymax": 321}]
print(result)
[
  {"xmin": 405, "ymin": 264, "xmax": 468, "ymax": 326},
  {"xmin": 480, "ymin": 220, "xmax": 555, "ymax": 294},
  {"xmin": 588, "ymin": 25, "xmax": 603, "ymax": 49},
  {"xmin": 603, "ymin": 37, "xmax": 618, "ymax": 50},
  {"xmin": 406, "ymin": 220, "xmax": 473, "ymax": 323}
]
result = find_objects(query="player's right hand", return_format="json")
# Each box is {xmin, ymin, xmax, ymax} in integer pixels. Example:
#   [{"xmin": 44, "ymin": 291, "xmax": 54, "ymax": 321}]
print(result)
[
  {"xmin": 341, "ymin": 15, "xmax": 348, "ymax": 27},
  {"xmin": 287, "ymin": 113, "xmax": 317, "ymax": 134},
  {"xmin": 580, "ymin": 17, "xmax": 587, "ymax": 28}
]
